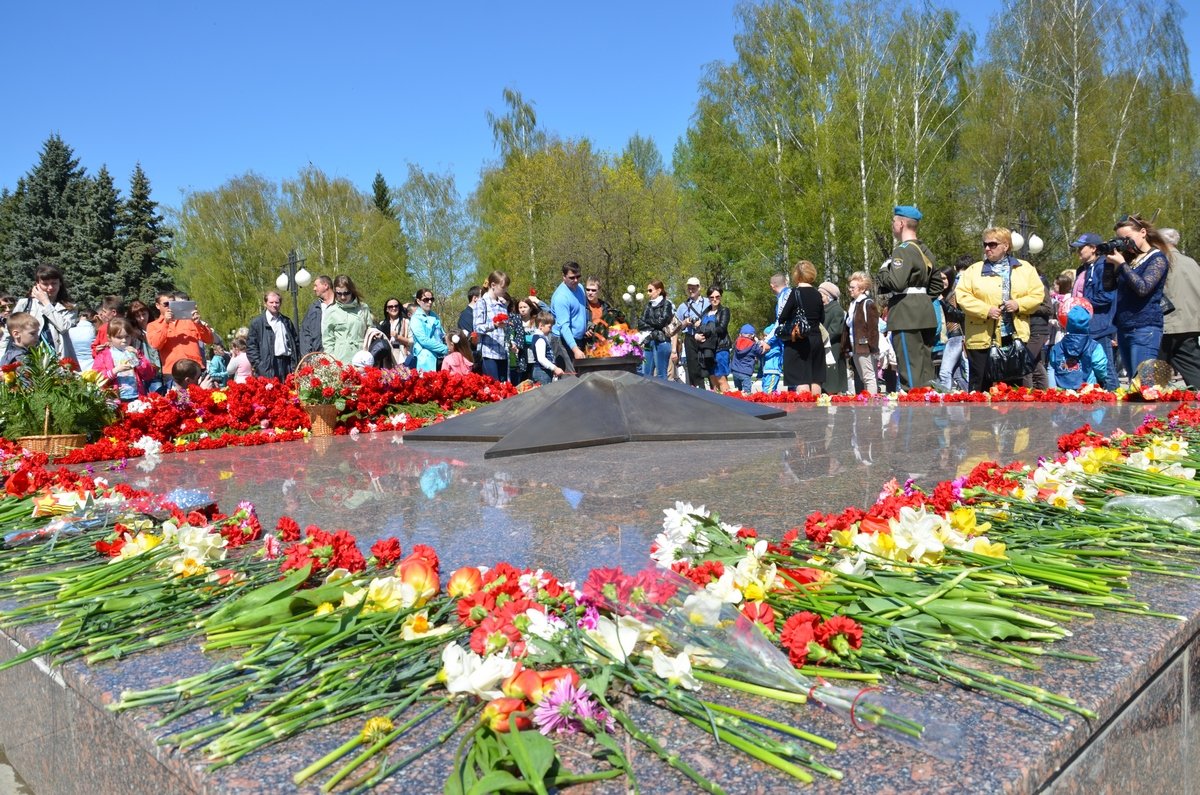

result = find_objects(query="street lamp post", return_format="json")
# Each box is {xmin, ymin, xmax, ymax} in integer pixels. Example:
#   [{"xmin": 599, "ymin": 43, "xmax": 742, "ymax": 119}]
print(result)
[
  {"xmin": 275, "ymin": 250, "xmax": 312, "ymax": 328},
  {"xmin": 1011, "ymin": 212, "xmax": 1045, "ymax": 258}
]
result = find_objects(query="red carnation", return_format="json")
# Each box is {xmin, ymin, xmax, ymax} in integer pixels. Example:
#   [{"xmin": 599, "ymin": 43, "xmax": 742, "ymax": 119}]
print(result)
[
  {"xmin": 370, "ymin": 537, "xmax": 402, "ymax": 568},
  {"xmin": 276, "ymin": 516, "xmax": 301, "ymax": 542},
  {"xmin": 816, "ymin": 615, "xmax": 864, "ymax": 655},
  {"xmin": 779, "ymin": 613, "xmax": 816, "ymax": 667}
]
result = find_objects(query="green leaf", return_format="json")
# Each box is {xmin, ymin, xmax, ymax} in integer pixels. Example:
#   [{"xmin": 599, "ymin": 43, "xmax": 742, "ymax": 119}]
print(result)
[
  {"xmin": 466, "ymin": 771, "xmax": 524, "ymax": 795},
  {"xmin": 498, "ymin": 730, "xmax": 555, "ymax": 795},
  {"xmin": 203, "ymin": 565, "xmax": 310, "ymax": 628}
]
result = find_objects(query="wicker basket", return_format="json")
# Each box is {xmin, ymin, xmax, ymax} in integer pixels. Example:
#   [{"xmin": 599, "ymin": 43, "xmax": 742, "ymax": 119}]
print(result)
[
  {"xmin": 17, "ymin": 432, "xmax": 87, "ymax": 457},
  {"xmin": 16, "ymin": 406, "xmax": 87, "ymax": 457},
  {"xmin": 303, "ymin": 403, "xmax": 339, "ymax": 437}
]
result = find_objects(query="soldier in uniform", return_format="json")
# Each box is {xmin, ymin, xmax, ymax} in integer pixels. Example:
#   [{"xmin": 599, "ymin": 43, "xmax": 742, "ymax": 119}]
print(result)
[{"xmin": 876, "ymin": 205, "xmax": 940, "ymax": 390}]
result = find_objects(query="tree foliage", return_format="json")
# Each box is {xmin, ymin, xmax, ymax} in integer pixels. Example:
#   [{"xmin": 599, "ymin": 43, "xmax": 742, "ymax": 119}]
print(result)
[
  {"xmin": 172, "ymin": 167, "xmax": 409, "ymax": 336},
  {"xmin": 675, "ymin": 0, "xmax": 1199, "ymax": 296},
  {"xmin": 1, "ymin": 137, "xmax": 175, "ymax": 307}
]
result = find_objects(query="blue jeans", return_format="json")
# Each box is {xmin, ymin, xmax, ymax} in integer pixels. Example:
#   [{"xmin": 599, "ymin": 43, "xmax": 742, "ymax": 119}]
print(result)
[
  {"xmin": 1093, "ymin": 333, "xmax": 1117, "ymax": 390},
  {"xmin": 938, "ymin": 336, "xmax": 967, "ymax": 390},
  {"xmin": 642, "ymin": 340, "xmax": 671, "ymax": 379},
  {"xmin": 1117, "ymin": 325, "xmax": 1163, "ymax": 383},
  {"xmin": 481, "ymin": 357, "xmax": 508, "ymax": 383},
  {"xmin": 733, "ymin": 373, "xmax": 753, "ymax": 392}
]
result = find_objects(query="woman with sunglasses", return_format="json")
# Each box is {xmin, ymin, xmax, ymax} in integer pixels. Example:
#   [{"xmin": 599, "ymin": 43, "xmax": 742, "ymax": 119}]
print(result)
[
  {"xmin": 322, "ymin": 275, "xmax": 375, "ymax": 365},
  {"xmin": 1105, "ymin": 213, "xmax": 1171, "ymax": 379},
  {"xmin": 410, "ymin": 289, "xmax": 449, "ymax": 372},
  {"xmin": 375, "ymin": 297, "xmax": 411, "ymax": 367},
  {"xmin": 955, "ymin": 228, "xmax": 1045, "ymax": 391}
]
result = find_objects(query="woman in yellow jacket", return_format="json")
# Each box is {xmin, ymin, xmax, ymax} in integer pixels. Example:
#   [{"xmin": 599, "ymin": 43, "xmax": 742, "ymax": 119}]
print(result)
[{"xmin": 955, "ymin": 227, "xmax": 1045, "ymax": 391}]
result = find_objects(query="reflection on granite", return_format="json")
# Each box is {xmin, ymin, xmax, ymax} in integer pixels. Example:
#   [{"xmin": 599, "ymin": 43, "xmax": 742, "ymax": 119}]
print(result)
[
  {"xmin": 4, "ymin": 400, "xmax": 1193, "ymax": 794},
  {"xmin": 98, "ymin": 403, "xmax": 1156, "ymax": 583}
]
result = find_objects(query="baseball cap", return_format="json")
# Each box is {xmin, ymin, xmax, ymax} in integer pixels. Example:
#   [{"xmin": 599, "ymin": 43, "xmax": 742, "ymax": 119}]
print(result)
[
  {"xmin": 1070, "ymin": 233, "xmax": 1103, "ymax": 248},
  {"xmin": 739, "ymin": 324, "xmax": 755, "ymax": 335},
  {"xmin": 686, "ymin": 277, "xmax": 701, "ymax": 287}
]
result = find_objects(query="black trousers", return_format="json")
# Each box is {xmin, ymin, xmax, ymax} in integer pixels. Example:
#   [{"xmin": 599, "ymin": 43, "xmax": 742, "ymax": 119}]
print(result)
[
  {"xmin": 1161, "ymin": 332, "xmax": 1200, "ymax": 389},
  {"xmin": 682, "ymin": 334, "xmax": 704, "ymax": 386}
]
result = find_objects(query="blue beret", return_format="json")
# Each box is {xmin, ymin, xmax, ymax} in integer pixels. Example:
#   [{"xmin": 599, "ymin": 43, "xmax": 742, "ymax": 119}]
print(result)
[{"xmin": 893, "ymin": 205, "xmax": 922, "ymax": 221}]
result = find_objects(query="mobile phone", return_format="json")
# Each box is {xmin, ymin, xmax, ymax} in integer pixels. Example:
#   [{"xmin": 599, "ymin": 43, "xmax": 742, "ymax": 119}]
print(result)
[{"xmin": 168, "ymin": 300, "xmax": 196, "ymax": 318}]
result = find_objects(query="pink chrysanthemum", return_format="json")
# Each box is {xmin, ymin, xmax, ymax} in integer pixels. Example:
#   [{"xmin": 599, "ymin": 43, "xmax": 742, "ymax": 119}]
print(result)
[{"xmin": 532, "ymin": 678, "xmax": 614, "ymax": 736}]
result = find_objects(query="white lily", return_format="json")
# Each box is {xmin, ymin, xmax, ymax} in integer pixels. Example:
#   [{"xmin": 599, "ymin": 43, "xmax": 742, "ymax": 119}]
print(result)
[
  {"xmin": 440, "ymin": 644, "xmax": 516, "ymax": 700},
  {"xmin": 648, "ymin": 646, "xmax": 701, "ymax": 691}
]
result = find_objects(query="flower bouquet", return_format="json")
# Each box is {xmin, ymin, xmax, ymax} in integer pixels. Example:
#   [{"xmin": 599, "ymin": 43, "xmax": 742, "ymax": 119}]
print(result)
[
  {"xmin": 585, "ymin": 321, "xmax": 644, "ymax": 360},
  {"xmin": 0, "ymin": 346, "xmax": 115, "ymax": 455},
  {"xmin": 293, "ymin": 353, "xmax": 353, "ymax": 436}
]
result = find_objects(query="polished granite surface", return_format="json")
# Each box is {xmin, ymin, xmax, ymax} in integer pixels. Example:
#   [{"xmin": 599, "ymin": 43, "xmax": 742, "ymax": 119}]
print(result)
[
  {"xmin": 99, "ymin": 401, "xmax": 1158, "ymax": 582},
  {"xmin": 6, "ymin": 399, "xmax": 1195, "ymax": 794}
]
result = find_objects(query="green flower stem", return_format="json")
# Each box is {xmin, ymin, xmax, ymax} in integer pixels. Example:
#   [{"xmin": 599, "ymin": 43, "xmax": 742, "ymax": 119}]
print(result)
[
  {"xmin": 689, "ymin": 669, "xmax": 809, "ymax": 703},
  {"xmin": 319, "ymin": 698, "xmax": 445, "ymax": 791},
  {"xmin": 678, "ymin": 712, "xmax": 813, "ymax": 783},
  {"xmin": 699, "ymin": 700, "xmax": 838, "ymax": 752},
  {"xmin": 346, "ymin": 707, "xmax": 474, "ymax": 794}
]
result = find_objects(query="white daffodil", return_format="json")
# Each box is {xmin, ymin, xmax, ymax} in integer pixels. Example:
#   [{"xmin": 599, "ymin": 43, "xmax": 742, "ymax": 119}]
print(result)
[
  {"xmin": 648, "ymin": 646, "xmax": 701, "ymax": 691},
  {"xmin": 586, "ymin": 615, "xmax": 646, "ymax": 663},
  {"xmin": 365, "ymin": 576, "xmax": 419, "ymax": 612},
  {"xmin": 440, "ymin": 644, "xmax": 516, "ymax": 700},
  {"xmin": 833, "ymin": 552, "xmax": 868, "ymax": 577}
]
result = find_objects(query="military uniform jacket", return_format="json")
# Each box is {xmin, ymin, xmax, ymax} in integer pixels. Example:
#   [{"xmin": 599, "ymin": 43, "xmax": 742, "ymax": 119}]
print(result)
[{"xmin": 877, "ymin": 239, "xmax": 937, "ymax": 331}]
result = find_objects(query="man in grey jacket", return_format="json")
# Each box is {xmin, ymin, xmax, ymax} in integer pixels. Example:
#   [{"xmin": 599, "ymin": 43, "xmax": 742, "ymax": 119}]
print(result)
[
  {"xmin": 1160, "ymin": 229, "xmax": 1200, "ymax": 389},
  {"xmin": 299, "ymin": 275, "xmax": 334, "ymax": 358}
]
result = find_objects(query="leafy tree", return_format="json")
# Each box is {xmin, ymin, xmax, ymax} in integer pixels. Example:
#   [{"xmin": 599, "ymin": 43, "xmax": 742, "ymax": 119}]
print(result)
[
  {"xmin": 621, "ymin": 134, "xmax": 665, "ymax": 185},
  {"xmin": 172, "ymin": 167, "xmax": 409, "ymax": 335},
  {"xmin": 394, "ymin": 164, "xmax": 472, "ymax": 300}
]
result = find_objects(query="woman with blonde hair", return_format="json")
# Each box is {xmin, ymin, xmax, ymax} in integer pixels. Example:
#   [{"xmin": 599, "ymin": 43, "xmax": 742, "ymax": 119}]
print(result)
[
  {"xmin": 955, "ymin": 227, "xmax": 1045, "ymax": 391},
  {"xmin": 776, "ymin": 259, "xmax": 826, "ymax": 394}
]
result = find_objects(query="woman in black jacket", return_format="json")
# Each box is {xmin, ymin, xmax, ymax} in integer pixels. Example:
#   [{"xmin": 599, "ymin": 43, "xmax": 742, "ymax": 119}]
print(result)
[
  {"xmin": 697, "ymin": 286, "xmax": 732, "ymax": 391},
  {"xmin": 778, "ymin": 260, "xmax": 826, "ymax": 394},
  {"xmin": 638, "ymin": 280, "xmax": 675, "ymax": 379}
]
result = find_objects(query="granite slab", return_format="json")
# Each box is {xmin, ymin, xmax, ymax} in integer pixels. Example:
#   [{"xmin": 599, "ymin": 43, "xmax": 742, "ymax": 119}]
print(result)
[{"xmin": 4, "ymin": 400, "xmax": 1195, "ymax": 795}]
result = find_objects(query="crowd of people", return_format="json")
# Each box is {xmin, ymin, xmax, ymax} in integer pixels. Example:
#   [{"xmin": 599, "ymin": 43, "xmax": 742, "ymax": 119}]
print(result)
[{"xmin": 2, "ymin": 207, "xmax": 1196, "ymax": 401}]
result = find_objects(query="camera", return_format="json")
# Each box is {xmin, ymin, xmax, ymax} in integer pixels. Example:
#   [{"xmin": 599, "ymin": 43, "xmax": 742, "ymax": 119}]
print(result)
[{"xmin": 1096, "ymin": 236, "xmax": 1137, "ymax": 257}]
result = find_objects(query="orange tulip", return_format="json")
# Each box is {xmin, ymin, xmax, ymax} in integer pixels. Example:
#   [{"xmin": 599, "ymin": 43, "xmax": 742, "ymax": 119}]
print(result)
[
  {"xmin": 482, "ymin": 697, "xmax": 531, "ymax": 733},
  {"xmin": 447, "ymin": 566, "xmax": 484, "ymax": 598},
  {"xmin": 396, "ymin": 558, "xmax": 439, "ymax": 606}
]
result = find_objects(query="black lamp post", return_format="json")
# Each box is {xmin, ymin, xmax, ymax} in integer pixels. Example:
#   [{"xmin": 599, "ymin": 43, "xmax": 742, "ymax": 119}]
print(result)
[{"xmin": 275, "ymin": 250, "xmax": 311, "ymax": 327}]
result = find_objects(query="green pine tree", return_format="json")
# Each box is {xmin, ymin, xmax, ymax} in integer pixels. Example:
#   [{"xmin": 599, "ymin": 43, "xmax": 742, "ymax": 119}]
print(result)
[
  {"xmin": 2, "ymin": 135, "xmax": 89, "ymax": 297},
  {"xmin": 371, "ymin": 171, "xmax": 394, "ymax": 218},
  {"xmin": 64, "ymin": 166, "xmax": 120, "ymax": 306},
  {"xmin": 116, "ymin": 163, "xmax": 175, "ymax": 304}
]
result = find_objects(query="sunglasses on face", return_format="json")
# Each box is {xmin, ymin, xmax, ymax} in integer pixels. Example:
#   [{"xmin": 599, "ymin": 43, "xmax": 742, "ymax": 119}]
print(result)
[
  {"xmin": 386, "ymin": 304, "xmax": 400, "ymax": 310},
  {"xmin": 335, "ymin": 290, "xmax": 351, "ymax": 297},
  {"xmin": 983, "ymin": 242, "xmax": 1001, "ymax": 249},
  {"xmin": 419, "ymin": 296, "xmax": 434, "ymax": 303}
]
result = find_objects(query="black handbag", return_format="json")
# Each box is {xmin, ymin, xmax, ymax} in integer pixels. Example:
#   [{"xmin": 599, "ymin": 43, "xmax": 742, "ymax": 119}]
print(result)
[{"xmin": 986, "ymin": 320, "xmax": 1033, "ymax": 384}]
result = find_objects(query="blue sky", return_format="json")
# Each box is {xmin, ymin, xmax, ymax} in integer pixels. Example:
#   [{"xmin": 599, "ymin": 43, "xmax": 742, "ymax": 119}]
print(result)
[{"xmin": 2, "ymin": 1, "xmax": 1197, "ymax": 211}]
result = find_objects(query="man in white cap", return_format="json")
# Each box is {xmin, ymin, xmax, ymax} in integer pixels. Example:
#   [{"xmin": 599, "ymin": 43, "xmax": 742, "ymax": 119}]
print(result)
[
  {"xmin": 877, "ymin": 205, "xmax": 939, "ymax": 390},
  {"xmin": 673, "ymin": 276, "xmax": 710, "ymax": 386}
]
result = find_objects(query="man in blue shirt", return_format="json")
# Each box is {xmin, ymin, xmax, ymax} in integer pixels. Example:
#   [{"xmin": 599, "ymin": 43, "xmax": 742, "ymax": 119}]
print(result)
[
  {"xmin": 551, "ymin": 261, "xmax": 588, "ymax": 374},
  {"xmin": 673, "ymin": 276, "xmax": 710, "ymax": 386},
  {"xmin": 1070, "ymin": 233, "xmax": 1119, "ymax": 389}
]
